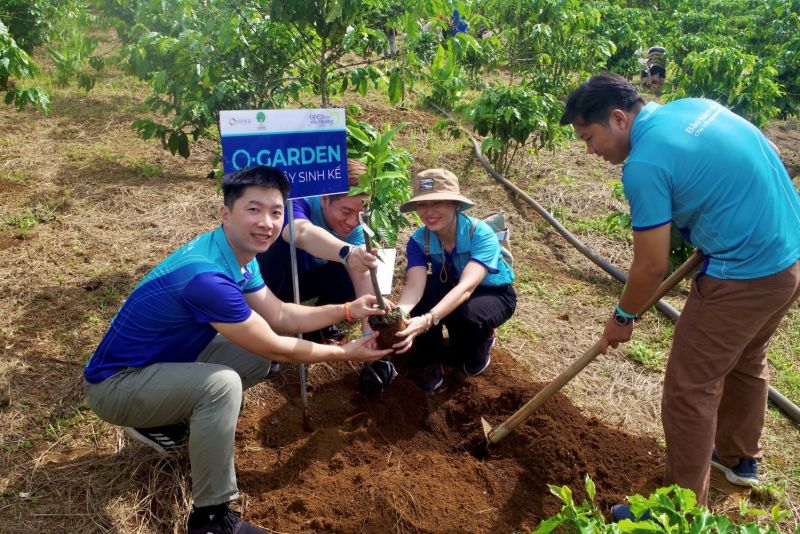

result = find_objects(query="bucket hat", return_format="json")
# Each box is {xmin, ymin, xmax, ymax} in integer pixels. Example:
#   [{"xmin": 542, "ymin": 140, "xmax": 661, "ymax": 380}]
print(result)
[{"xmin": 399, "ymin": 168, "xmax": 474, "ymax": 213}]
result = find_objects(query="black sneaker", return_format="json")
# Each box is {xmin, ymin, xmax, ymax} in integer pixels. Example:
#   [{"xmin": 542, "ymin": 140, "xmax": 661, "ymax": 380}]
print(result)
[
  {"xmin": 357, "ymin": 360, "xmax": 398, "ymax": 397},
  {"xmin": 187, "ymin": 504, "xmax": 266, "ymax": 534},
  {"xmin": 306, "ymin": 324, "xmax": 346, "ymax": 344},
  {"xmin": 711, "ymin": 450, "xmax": 758, "ymax": 486},
  {"xmin": 463, "ymin": 330, "xmax": 495, "ymax": 376},
  {"xmin": 124, "ymin": 421, "xmax": 188, "ymax": 454},
  {"xmin": 266, "ymin": 361, "xmax": 281, "ymax": 377},
  {"xmin": 417, "ymin": 363, "xmax": 444, "ymax": 395}
]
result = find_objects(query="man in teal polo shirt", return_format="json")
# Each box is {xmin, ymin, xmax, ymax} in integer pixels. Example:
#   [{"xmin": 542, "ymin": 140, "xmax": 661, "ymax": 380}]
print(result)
[
  {"xmin": 84, "ymin": 166, "xmax": 391, "ymax": 534},
  {"xmin": 560, "ymin": 72, "xmax": 800, "ymax": 517}
]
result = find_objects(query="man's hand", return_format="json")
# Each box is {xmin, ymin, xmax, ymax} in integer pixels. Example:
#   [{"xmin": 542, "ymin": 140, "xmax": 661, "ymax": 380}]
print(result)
[
  {"xmin": 347, "ymin": 294, "xmax": 387, "ymax": 321},
  {"xmin": 346, "ymin": 246, "xmax": 379, "ymax": 273},
  {"xmin": 341, "ymin": 333, "xmax": 393, "ymax": 362},
  {"xmin": 599, "ymin": 314, "xmax": 635, "ymax": 354}
]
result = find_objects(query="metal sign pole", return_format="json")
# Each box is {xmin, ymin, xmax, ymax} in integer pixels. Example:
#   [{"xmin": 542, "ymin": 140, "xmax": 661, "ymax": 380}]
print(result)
[{"xmin": 286, "ymin": 202, "xmax": 308, "ymax": 416}]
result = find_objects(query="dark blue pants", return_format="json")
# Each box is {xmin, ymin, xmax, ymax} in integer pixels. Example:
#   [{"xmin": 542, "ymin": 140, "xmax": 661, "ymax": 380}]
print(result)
[{"xmin": 256, "ymin": 239, "xmax": 355, "ymax": 305}]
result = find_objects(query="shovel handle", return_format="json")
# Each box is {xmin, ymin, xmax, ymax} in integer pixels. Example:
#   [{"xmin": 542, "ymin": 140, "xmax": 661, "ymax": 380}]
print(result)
[{"xmin": 487, "ymin": 250, "xmax": 704, "ymax": 445}]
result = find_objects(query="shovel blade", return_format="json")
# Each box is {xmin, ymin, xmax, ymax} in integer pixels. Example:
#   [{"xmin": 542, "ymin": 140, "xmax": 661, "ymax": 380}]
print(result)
[
  {"xmin": 358, "ymin": 211, "xmax": 375, "ymax": 238},
  {"xmin": 480, "ymin": 417, "xmax": 493, "ymax": 441}
]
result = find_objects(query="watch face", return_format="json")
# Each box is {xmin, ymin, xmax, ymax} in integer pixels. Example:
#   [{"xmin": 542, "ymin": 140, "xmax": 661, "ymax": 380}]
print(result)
[
  {"xmin": 339, "ymin": 245, "xmax": 351, "ymax": 260},
  {"xmin": 613, "ymin": 312, "xmax": 630, "ymax": 326}
]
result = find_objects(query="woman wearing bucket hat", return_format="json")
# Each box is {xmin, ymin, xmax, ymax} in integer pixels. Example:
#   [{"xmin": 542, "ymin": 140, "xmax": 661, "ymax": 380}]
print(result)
[{"xmin": 393, "ymin": 169, "xmax": 516, "ymax": 394}]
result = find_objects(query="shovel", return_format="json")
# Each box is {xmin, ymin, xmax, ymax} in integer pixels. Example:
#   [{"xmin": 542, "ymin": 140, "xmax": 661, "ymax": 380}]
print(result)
[{"xmin": 481, "ymin": 250, "xmax": 704, "ymax": 446}]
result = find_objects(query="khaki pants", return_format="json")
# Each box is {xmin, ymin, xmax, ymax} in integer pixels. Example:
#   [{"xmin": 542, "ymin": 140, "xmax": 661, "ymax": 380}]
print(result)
[
  {"xmin": 84, "ymin": 335, "xmax": 272, "ymax": 507},
  {"xmin": 662, "ymin": 259, "xmax": 800, "ymax": 504}
]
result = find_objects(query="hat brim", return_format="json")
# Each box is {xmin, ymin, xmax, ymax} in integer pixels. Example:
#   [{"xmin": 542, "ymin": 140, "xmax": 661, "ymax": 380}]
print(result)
[{"xmin": 399, "ymin": 192, "xmax": 474, "ymax": 213}]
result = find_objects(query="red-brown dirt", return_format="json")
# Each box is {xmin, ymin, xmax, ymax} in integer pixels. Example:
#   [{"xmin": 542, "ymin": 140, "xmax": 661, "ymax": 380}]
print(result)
[{"xmin": 235, "ymin": 347, "xmax": 665, "ymax": 533}]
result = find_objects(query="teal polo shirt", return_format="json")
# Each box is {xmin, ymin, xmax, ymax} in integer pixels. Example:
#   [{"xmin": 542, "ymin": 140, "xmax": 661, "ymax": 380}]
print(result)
[
  {"xmin": 406, "ymin": 212, "xmax": 515, "ymax": 287},
  {"xmin": 623, "ymin": 99, "xmax": 800, "ymax": 279},
  {"xmin": 84, "ymin": 225, "xmax": 265, "ymax": 383}
]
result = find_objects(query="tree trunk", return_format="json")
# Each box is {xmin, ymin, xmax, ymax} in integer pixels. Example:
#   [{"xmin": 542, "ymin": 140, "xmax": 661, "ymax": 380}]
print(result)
[
  {"xmin": 320, "ymin": 34, "xmax": 329, "ymax": 107},
  {"xmin": 361, "ymin": 215, "xmax": 387, "ymax": 310}
]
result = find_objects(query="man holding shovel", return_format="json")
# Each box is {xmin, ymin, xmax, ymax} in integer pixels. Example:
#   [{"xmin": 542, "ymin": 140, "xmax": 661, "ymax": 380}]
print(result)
[{"xmin": 560, "ymin": 72, "xmax": 800, "ymax": 518}]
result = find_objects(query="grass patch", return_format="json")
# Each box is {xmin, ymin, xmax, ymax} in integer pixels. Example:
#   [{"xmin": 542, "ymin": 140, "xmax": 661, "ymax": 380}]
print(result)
[
  {"xmin": 2, "ymin": 205, "xmax": 57, "ymax": 238},
  {"xmin": 625, "ymin": 340, "xmax": 667, "ymax": 369},
  {"xmin": 0, "ymin": 170, "xmax": 28, "ymax": 183},
  {"xmin": 568, "ymin": 214, "xmax": 631, "ymax": 240},
  {"xmin": 498, "ymin": 317, "xmax": 539, "ymax": 343},
  {"xmin": 767, "ymin": 308, "xmax": 800, "ymax": 405}
]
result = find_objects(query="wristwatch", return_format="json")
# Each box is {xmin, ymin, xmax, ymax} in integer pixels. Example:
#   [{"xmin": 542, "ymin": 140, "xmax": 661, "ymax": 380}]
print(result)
[
  {"xmin": 338, "ymin": 245, "xmax": 352, "ymax": 264},
  {"xmin": 613, "ymin": 309, "xmax": 636, "ymax": 326},
  {"xmin": 430, "ymin": 310, "xmax": 441, "ymax": 326}
]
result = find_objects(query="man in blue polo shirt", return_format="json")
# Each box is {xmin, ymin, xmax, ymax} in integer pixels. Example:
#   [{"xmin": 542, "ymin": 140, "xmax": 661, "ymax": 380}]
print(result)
[
  {"xmin": 560, "ymin": 72, "xmax": 800, "ymax": 517},
  {"xmin": 84, "ymin": 166, "xmax": 392, "ymax": 534},
  {"xmin": 256, "ymin": 159, "xmax": 377, "ymax": 339}
]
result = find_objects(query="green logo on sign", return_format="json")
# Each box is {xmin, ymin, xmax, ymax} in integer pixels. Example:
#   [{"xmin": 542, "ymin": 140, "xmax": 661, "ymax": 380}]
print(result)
[{"xmin": 256, "ymin": 112, "xmax": 266, "ymax": 123}]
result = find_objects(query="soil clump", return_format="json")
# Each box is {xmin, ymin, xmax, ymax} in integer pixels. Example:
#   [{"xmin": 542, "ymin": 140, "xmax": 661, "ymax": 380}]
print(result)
[{"xmin": 368, "ymin": 308, "xmax": 405, "ymax": 349}]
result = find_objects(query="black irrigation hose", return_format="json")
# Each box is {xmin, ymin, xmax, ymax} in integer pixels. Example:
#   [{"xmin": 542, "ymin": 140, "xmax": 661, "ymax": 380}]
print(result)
[{"xmin": 422, "ymin": 97, "xmax": 800, "ymax": 422}]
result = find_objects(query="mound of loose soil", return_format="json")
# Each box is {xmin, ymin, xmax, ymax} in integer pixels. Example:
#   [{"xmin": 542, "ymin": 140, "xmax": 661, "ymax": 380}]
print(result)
[{"xmin": 235, "ymin": 347, "xmax": 664, "ymax": 533}]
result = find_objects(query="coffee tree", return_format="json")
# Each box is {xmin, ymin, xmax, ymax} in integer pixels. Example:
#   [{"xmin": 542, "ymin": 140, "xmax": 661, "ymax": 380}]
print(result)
[
  {"xmin": 468, "ymin": 85, "xmax": 568, "ymax": 174},
  {"xmin": 0, "ymin": 18, "xmax": 49, "ymax": 112},
  {"xmin": 345, "ymin": 117, "xmax": 412, "ymax": 344}
]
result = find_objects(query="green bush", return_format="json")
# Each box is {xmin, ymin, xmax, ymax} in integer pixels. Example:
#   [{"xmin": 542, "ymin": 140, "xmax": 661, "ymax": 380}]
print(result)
[
  {"xmin": 0, "ymin": 18, "xmax": 49, "ymax": 112},
  {"xmin": 667, "ymin": 47, "xmax": 782, "ymax": 127},
  {"xmin": 0, "ymin": 0, "xmax": 50, "ymax": 52},
  {"xmin": 468, "ymin": 84, "xmax": 568, "ymax": 174}
]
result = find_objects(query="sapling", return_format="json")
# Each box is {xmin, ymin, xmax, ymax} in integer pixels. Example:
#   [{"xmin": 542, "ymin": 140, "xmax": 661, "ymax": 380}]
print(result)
[{"xmin": 347, "ymin": 119, "xmax": 412, "ymax": 349}]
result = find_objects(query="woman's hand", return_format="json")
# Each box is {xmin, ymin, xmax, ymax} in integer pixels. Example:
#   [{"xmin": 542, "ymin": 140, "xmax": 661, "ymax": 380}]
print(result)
[{"xmin": 392, "ymin": 313, "xmax": 430, "ymax": 354}]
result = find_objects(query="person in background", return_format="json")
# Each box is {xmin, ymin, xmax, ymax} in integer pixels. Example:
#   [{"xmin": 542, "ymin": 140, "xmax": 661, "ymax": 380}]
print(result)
[
  {"xmin": 84, "ymin": 166, "xmax": 391, "ymax": 534},
  {"xmin": 560, "ymin": 72, "xmax": 800, "ymax": 520},
  {"xmin": 392, "ymin": 168, "xmax": 516, "ymax": 394},
  {"xmin": 451, "ymin": 8, "xmax": 468, "ymax": 35},
  {"xmin": 256, "ymin": 159, "xmax": 377, "ymax": 341},
  {"xmin": 640, "ymin": 46, "xmax": 667, "ymax": 93},
  {"xmin": 383, "ymin": 26, "xmax": 398, "ymax": 57}
]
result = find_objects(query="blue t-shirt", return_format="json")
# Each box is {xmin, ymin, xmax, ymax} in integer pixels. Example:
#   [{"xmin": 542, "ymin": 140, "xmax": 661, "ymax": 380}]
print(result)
[
  {"xmin": 286, "ymin": 196, "xmax": 365, "ymax": 268},
  {"xmin": 84, "ymin": 226, "xmax": 265, "ymax": 383},
  {"xmin": 406, "ymin": 212, "xmax": 515, "ymax": 287},
  {"xmin": 623, "ymin": 99, "xmax": 800, "ymax": 279}
]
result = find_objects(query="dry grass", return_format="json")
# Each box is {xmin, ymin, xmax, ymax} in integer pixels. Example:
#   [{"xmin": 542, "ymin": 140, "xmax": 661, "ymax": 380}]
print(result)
[{"xmin": 0, "ymin": 30, "xmax": 798, "ymax": 533}]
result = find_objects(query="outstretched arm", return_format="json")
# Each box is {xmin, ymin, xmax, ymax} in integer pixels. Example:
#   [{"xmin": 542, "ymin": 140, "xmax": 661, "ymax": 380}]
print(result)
[
  {"xmin": 600, "ymin": 223, "xmax": 671, "ymax": 354},
  {"xmin": 244, "ymin": 286, "xmax": 384, "ymax": 335},
  {"xmin": 282, "ymin": 219, "xmax": 378, "ymax": 273},
  {"xmin": 212, "ymin": 311, "xmax": 392, "ymax": 364}
]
